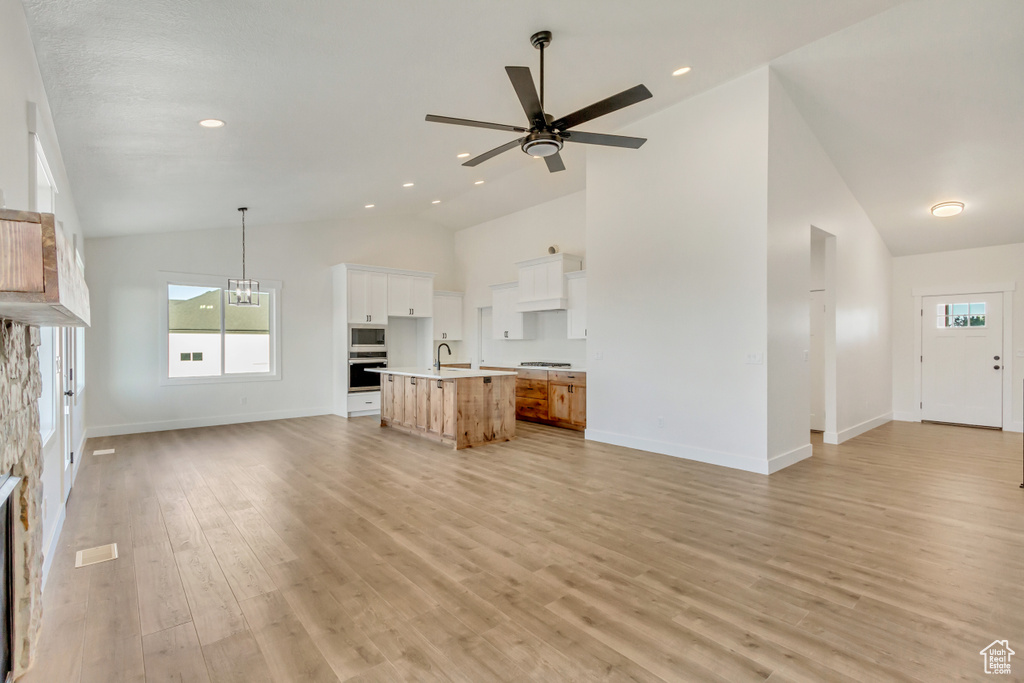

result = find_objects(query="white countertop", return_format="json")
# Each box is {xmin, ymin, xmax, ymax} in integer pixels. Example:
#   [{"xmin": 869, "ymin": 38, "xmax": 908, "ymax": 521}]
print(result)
[
  {"xmin": 368, "ymin": 366, "xmax": 519, "ymax": 379},
  {"xmin": 482, "ymin": 364, "xmax": 587, "ymax": 372}
]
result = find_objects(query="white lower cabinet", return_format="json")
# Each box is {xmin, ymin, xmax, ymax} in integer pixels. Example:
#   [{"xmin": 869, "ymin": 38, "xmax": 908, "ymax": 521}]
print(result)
[{"xmin": 347, "ymin": 391, "xmax": 380, "ymax": 413}]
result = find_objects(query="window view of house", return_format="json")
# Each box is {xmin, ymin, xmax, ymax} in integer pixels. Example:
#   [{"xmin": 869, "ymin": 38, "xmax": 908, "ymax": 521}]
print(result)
[{"xmin": 168, "ymin": 284, "xmax": 270, "ymax": 378}]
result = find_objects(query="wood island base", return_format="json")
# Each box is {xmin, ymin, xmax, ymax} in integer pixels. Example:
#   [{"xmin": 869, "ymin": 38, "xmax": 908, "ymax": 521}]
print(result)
[{"xmin": 379, "ymin": 372, "xmax": 516, "ymax": 449}]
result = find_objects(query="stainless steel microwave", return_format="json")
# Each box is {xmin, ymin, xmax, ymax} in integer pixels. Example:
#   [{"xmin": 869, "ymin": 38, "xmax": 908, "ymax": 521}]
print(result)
[{"xmin": 350, "ymin": 325, "xmax": 386, "ymax": 351}]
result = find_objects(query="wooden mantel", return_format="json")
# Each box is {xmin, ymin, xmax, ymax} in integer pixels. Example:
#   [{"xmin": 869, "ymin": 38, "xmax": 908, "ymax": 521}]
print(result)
[{"xmin": 0, "ymin": 209, "xmax": 89, "ymax": 326}]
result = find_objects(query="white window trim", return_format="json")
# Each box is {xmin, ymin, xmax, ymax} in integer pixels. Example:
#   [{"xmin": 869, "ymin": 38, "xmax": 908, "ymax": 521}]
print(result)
[
  {"xmin": 31, "ymin": 133, "xmax": 58, "ymax": 213},
  {"xmin": 158, "ymin": 271, "xmax": 283, "ymax": 386},
  {"xmin": 38, "ymin": 327, "xmax": 57, "ymax": 448}
]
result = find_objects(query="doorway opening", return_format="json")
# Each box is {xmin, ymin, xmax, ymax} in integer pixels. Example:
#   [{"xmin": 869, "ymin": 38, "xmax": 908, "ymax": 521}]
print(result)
[{"xmin": 809, "ymin": 227, "xmax": 838, "ymax": 441}]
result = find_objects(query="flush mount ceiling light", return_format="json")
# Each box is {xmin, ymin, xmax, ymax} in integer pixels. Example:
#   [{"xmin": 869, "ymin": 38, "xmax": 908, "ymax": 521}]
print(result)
[
  {"xmin": 364, "ymin": 204, "xmax": 375, "ymax": 208},
  {"xmin": 672, "ymin": 66, "xmax": 692, "ymax": 76},
  {"xmin": 431, "ymin": 200, "xmax": 441, "ymax": 204},
  {"xmin": 199, "ymin": 119, "xmax": 225, "ymax": 128},
  {"xmin": 228, "ymin": 207, "xmax": 259, "ymax": 307},
  {"xmin": 931, "ymin": 201, "xmax": 964, "ymax": 217},
  {"xmin": 402, "ymin": 182, "xmax": 414, "ymax": 187},
  {"xmin": 474, "ymin": 180, "xmax": 485, "ymax": 185},
  {"xmin": 456, "ymin": 153, "xmax": 470, "ymax": 158}
]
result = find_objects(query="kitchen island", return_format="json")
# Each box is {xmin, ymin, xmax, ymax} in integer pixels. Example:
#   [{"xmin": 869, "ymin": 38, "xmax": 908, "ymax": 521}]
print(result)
[{"xmin": 369, "ymin": 367, "xmax": 518, "ymax": 449}]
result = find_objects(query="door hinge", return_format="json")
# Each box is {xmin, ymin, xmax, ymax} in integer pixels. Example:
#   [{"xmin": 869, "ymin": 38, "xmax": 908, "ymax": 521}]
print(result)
[
  {"xmin": 70, "ymin": 451, "xmax": 74, "ymax": 464},
  {"xmin": 920, "ymin": 402, "xmax": 923, "ymax": 409},
  {"xmin": 920, "ymin": 355, "xmax": 923, "ymax": 362},
  {"xmin": 920, "ymin": 309, "xmax": 923, "ymax": 316}
]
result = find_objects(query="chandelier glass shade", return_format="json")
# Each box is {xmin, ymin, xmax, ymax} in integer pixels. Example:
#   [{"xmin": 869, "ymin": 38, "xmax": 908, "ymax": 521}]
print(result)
[{"xmin": 228, "ymin": 207, "xmax": 260, "ymax": 306}]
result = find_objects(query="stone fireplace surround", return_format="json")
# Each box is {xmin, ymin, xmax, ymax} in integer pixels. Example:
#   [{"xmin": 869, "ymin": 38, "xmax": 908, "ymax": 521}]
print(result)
[{"xmin": 0, "ymin": 321, "xmax": 44, "ymax": 678}]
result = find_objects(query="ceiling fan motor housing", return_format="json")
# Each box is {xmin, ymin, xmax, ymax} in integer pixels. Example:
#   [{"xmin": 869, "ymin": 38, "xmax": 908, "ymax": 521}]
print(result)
[{"xmin": 522, "ymin": 130, "xmax": 563, "ymax": 157}]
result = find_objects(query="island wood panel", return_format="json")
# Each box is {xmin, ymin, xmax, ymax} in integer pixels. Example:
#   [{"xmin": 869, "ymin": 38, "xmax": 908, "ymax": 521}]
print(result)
[
  {"xmin": 416, "ymin": 378, "xmax": 430, "ymax": 431},
  {"xmin": 0, "ymin": 220, "xmax": 44, "ymax": 292},
  {"xmin": 379, "ymin": 373, "xmax": 513, "ymax": 449},
  {"xmin": 380, "ymin": 375, "xmax": 393, "ymax": 421}
]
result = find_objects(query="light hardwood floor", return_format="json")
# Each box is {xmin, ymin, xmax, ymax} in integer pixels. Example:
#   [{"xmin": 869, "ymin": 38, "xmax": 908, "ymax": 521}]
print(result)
[{"xmin": 24, "ymin": 417, "xmax": 1024, "ymax": 682}]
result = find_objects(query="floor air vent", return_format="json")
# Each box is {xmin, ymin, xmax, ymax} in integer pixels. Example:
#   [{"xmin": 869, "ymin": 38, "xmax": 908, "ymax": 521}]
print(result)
[{"xmin": 75, "ymin": 543, "xmax": 118, "ymax": 568}]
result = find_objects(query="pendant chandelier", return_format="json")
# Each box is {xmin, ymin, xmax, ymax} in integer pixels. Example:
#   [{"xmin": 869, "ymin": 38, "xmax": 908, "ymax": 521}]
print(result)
[{"xmin": 228, "ymin": 207, "xmax": 259, "ymax": 306}]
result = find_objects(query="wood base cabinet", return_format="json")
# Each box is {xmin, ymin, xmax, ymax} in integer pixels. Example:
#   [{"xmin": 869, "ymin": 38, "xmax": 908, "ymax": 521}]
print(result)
[
  {"xmin": 380, "ymin": 373, "xmax": 515, "ymax": 449},
  {"xmin": 483, "ymin": 367, "xmax": 586, "ymax": 431}
]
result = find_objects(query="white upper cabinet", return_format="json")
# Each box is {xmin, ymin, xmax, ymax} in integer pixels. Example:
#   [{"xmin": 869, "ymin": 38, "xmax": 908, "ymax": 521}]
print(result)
[
  {"xmin": 388, "ymin": 273, "xmax": 434, "ymax": 317},
  {"xmin": 491, "ymin": 282, "xmax": 535, "ymax": 340},
  {"xmin": 347, "ymin": 269, "xmax": 388, "ymax": 324},
  {"xmin": 433, "ymin": 292, "xmax": 464, "ymax": 341},
  {"xmin": 515, "ymin": 253, "xmax": 583, "ymax": 312},
  {"xmin": 566, "ymin": 271, "xmax": 587, "ymax": 340}
]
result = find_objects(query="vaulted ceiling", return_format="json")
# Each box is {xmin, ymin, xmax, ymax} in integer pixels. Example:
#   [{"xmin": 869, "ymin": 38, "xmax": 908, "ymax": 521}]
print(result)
[{"xmin": 21, "ymin": 0, "xmax": 1024, "ymax": 256}]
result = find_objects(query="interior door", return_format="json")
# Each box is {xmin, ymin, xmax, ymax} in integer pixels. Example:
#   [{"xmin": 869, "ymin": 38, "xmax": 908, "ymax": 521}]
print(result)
[
  {"xmin": 809, "ymin": 290, "xmax": 826, "ymax": 431},
  {"xmin": 921, "ymin": 294, "xmax": 1003, "ymax": 427},
  {"xmin": 59, "ymin": 327, "xmax": 76, "ymax": 502}
]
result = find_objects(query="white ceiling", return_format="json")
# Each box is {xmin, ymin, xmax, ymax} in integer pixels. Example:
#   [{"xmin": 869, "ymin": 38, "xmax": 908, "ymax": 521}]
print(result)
[
  {"xmin": 772, "ymin": 0, "xmax": 1024, "ymax": 256},
  {"xmin": 21, "ymin": 0, "xmax": 905, "ymax": 239}
]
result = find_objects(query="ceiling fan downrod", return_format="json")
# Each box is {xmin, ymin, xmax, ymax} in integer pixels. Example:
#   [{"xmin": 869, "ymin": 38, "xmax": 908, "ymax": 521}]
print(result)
[{"xmin": 531, "ymin": 30, "xmax": 552, "ymax": 120}]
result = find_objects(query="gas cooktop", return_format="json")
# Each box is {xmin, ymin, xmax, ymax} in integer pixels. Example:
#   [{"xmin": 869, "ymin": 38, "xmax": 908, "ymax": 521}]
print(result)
[{"xmin": 519, "ymin": 362, "xmax": 572, "ymax": 368}]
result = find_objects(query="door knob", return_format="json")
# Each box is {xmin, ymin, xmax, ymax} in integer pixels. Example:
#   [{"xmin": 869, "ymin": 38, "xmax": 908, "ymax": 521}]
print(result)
[
  {"xmin": 994, "ymin": 355, "xmax": 1000, "ymax": 360},
  {"xmin": 64, "ymin": 390, "xmax": 74, "ymax": 397},
  {"xmin": 994, "ymin": 365, "xmax": 1001, "ymax": 370}
]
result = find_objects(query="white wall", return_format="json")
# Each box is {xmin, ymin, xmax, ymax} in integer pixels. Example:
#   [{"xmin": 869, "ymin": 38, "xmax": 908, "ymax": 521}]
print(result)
[
  {"xmin": 586, "ymin": 68, "xmax": 772, "ymax": 473},
  {"xmin": 85, "ymin": 217, "xmax": 456, "ymax": 435},
  {"xmin": 892, "ymin": 242, "xmax": 1024, "ymax": 431},
  {"xmin": 767, "ymin": 70, "xmax": 893, "ymax": 454},
  {"xmin": 0, "ymin": 0, "xmax": 88, "ymax": 582},
  {"xmin": 452, "ymin": 191, "xmax": 587, "ymax": 367}
]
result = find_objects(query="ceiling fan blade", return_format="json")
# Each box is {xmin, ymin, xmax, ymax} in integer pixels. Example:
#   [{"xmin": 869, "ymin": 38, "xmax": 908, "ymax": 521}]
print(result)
[
  {"xmin": 562, "ymin": 130, "xmax": 647, "ymax": 149},
  {"xmin": 551, "ymin": 84, "xmax": 653, "ymax": 131},
  {"xmin": 425, "ymin": 114, "xmax": 527, "ymax": 133},
  {"xmin": 505, "ymin": 66, "xmax": 545, "ymax": 128},
  {"xmin": 544, "ymin": 152, "xmax": 565, "ymax": 173},
  {"xmin": 462, "ymin": 138, "xmax": 524, "ymax": 167}
]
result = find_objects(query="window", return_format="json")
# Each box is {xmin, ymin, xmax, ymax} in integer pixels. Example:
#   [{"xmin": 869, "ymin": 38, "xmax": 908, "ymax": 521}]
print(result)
[
  {"xmin": 936, "ymin": 302, "xmax": 986, "ymax": 328},
  {"xmin": 161, "ymin": 274, "xmax": 280, "ymax": 384},
  {"xmin": 37, "ymin": 328, "xmax": 55, "ymax": 444}
]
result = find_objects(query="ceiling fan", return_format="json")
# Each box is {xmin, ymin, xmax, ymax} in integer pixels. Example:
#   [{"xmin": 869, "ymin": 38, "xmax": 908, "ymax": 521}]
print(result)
[{"xmin": 426, "ymin": 30, "xmax": 652, "ymax": 173}]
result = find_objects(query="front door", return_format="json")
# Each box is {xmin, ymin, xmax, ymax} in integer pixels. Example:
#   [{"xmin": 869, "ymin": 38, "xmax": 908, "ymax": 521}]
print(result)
[{"xmin": 921, "ymin": 294, "xmax": 1003, "ymax": 428}]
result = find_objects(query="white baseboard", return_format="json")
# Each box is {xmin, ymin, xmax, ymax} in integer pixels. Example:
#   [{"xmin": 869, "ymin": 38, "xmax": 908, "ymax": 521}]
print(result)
[
  {"xmin": 824, "ymin": 412, "xmax": 892, "ymax": 445},
  {"xmin": 41, "ymin": 503, "xmax": 66, "ymax": 592},
  {"xmin": 1007, "ymin": 420, "xmax": 1023, "ymax": 434},
  {"xmin": 892, "ymin": 411, "xmax": 920, "ymax": 423},
  {"xmin": 767, "ymin": 443, "xmax": 813, "ymax": 473},
  {"xmin": 585, "ymin": 429, "xmax": 772, "ymax": 475},
  {"xmin": 87, "ymin": 407, "xmax": 331, "ymax": 438}
]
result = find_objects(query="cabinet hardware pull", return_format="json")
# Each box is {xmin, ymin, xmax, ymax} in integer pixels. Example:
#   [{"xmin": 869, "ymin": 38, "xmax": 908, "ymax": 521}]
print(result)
[
  {"xmin": 437, "ymin": 380, "xmax": 442, "ymax": 388},
  {"xmin": 484, "ymin": 377, "xmax": 491, "ymax": 384}
]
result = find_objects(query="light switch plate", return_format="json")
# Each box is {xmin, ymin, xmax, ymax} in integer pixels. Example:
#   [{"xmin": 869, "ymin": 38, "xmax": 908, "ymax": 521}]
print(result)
[{"xmin": 746, "ymin": 352, "xmax": 764, "ymax": 365}]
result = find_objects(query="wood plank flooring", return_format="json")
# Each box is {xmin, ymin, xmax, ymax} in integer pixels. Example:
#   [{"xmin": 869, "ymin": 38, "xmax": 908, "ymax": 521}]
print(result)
[{"xmin": 24, "ymin": 417, "xmax": 1024, "ymax": 682}]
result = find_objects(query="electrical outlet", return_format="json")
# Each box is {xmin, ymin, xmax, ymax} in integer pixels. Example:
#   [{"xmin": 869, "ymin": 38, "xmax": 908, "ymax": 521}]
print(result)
[
  {"xmin": 594, "ymin": 351, "xmax": 603, "ymax": 360},
  {"xmin": 1017, "ymin": 348, "xmax": 1024, "ymax": 357},
  {"xmin": 803, "ymin": 350, "xmax": 809, "ymax": 362},
  {"xmin": 745, "ymin": 352, "xmax": 764, "ymax": 365},
  {"xmin": 657, "ymin": 416, "xmax": 665, "ymax": 428},
  {"xmin": 240, "ymin": 396, "xmax": 247, "ymax": 405}
]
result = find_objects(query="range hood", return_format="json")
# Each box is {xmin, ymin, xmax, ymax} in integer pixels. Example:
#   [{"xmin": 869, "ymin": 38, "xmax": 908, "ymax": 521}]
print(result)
[{"xmin": 514, "ymin": 253, "xmax": 583, "ymax": 312}]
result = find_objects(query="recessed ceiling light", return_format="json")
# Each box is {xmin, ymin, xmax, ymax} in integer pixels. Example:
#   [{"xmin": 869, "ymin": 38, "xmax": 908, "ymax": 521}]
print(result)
[
  {"xmin": 403, "ymin": 182, "xmax": 414, "ymax": 187},
  {"xmin": 199, "ymin": 119, "xmax": 225, "ymax": 128},
  {"xmin": 457, "ymin": 153, "xmax": 470, "ymax": 158},
  {"xmin": 931, "ymin": 201, "xmax": 964, "ymax": 217},
  {"xmin": 364, "ymin": 204, "xmax": 375, "ymax": 209},
  {"xmin": 474, "ymin": 180, "xmax": 485, "ymax": 185},
  {"xmin": 672, "ymin": 67, "xmax": 692, "ymax": 77},
  {"xmin": 431, "ymin": 200, "xmax": 441, "ymax": 204}
]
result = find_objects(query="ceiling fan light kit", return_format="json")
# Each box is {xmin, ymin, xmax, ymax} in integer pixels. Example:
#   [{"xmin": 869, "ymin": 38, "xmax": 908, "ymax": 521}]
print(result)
[{"xmin": 426, "ymin": 30, "xmax": 652, "ymax": 173}]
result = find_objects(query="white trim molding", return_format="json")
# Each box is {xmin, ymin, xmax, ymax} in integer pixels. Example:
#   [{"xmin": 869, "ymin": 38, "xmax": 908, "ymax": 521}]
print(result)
[
  {"xmin": 88, "ymin": 406, "xmax": 330, "ymax": 438},
  {"xmin": 41, "ymin": 502, "xmax": 65, "ymax": 591},
  {"xmin": 767, "ymin": 444, "xmax": 813, "ymax": 473},
  {"xmin": 585, "ymin": 429, "xmax": 774, "ymax": 475},
  {"xmin": 824, "ymin": 412, "xmax": 892, "ymax": 445}
]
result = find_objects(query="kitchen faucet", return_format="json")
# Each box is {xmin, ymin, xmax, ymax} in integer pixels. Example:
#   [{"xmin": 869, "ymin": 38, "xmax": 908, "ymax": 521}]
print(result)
[{"xmin": 435, "ymin": 343, "xmax": 452, "ymax": 372}]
